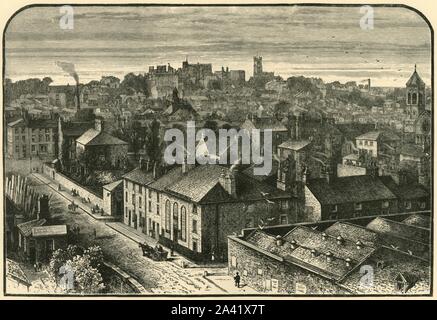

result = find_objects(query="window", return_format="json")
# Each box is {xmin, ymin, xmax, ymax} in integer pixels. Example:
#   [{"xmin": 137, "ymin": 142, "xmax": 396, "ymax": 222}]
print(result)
[
  {"xmin": 420, "ymin": 202, "xmax": 426, "ymax": 209},
  {"xmin": 404, "ymin": 201, "xmax": 412, "ymax": 210},
  {"xmin": 281, "ymin": 200, "xmax": 289, "ymax": 210},
  {"xmin": 192, "ymin": 240, "xmax": 198, "ymax": 252},
  {"xmin": 31, "ymin": 145, "xmax": 36, "ymax": 152},
  {"xmin": 125, "ymin": 207, "xmax": 128, "ymax": 217},
  {"xmin": 192, "ymin": 204, "xmax": 197, "ymax": 214},
  {"xmin": 192, "ymin": 220, "xmax": 198, "ymax": 234},
  {"xmin": 148, "ymin": 201, "xmax": 152, "ymax": 212},
  {"xmin": 157, "ymin": 204, "xmax": 160, "ymax": 215},
  {"xmin": 165, "ymin": 200, "xmax": 171, "ymax": 232},
  {"xmin": 354, "ymin": 203, "xmax": 362, "ymax": 211},
  {"xmin": 181, "ymin": 206, "xmax": 187, "ymax": 241},
  {"xmin": 369, "ymin": 141, "xmax": 373, "ymax": 146},
  {"xmin": 125, "ymin": 192, "xmax": 128, "ymax": 202},
  {"xmin": 382, "ymin": 201, "xmax": 389, "ymax": 209},
  {"xmin": 32, "ymin": 136, "xmax": 36, "ymax": 143},
  {"xmin": 138, "ymin": 196, "xmax": 142, "ymax": 208},
  {"xmin": 331, "ymin": 205, "xmax": 338, "ymax": 213},
  {"xmin": 280, "ymin": 214, "xmax": 288, "ymax": 225},
  {"xmin": 358, "ymin": 140, "xmax": 363, "ymax": 145},
  {"xmin": 156, "ymin": 192, "xmax": 160, "ymax": 202},
  {"xmin": 132, "ymin": 194, "xmax": 135, "ymax": 205},
  {"xmin": 148, "ymin": 189, "xmax": 152, "ymax": 198},
  {"xmin": 46, "ymin": 134, "xmax": 50, "ymax": 141},
  {"xmin": 231, "ymin": 256, "xmax": 237, "ymax": 268}
]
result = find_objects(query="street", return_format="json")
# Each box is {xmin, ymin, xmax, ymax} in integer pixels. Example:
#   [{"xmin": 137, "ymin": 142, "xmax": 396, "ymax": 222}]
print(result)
[{"xmin": 23, "ymin": 172, "xmax": 235, "ymax": 294}]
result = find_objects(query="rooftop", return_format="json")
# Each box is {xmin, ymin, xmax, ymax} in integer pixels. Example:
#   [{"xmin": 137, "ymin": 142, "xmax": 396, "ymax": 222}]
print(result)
[{"xmin": 306, "ymin": 175, "xmax": 397, "ymax": 205}]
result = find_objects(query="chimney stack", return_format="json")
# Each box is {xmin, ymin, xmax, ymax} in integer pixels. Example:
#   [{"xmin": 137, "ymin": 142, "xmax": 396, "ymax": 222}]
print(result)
[
  {"xmin": 38, "ymin": 194, "xmax": 50, "ymax": 220},
  {"xmin": 275, "ymin": 235, "xmax": 284, "ymax": 246},
  {"xmin": 219, "ymin": 169, "xmax": 237, "ymax": 198},
  {"xmin": 95, "ymin": 118, "xmax": 103, "ymax": 132}
]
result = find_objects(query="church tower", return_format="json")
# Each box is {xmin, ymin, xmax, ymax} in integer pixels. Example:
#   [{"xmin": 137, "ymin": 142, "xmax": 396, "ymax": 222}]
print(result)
[
  {"xmin": 406, "ymin": 65, "xmax": 426, "ymax": 118},
  {"xmin": 253, "ymin": 55, "xmax": 263, "ymax": 77}
]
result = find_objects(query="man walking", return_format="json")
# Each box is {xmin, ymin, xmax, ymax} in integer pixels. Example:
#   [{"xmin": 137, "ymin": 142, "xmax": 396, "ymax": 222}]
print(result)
[{"xmin": 234, "ymin": 272, "xmax": 241, "ymax": 288}]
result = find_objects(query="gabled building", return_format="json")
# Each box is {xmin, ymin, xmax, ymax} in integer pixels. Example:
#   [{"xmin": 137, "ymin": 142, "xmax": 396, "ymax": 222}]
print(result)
[
  {"xmin": 355, "ymin": 131, "xmax": 400, "ymax": 158},
  {"xmin": 304, "ymin": 175, "xmax": 398, "ymax": 221},
  {"xmin": 75, "ymin": 118, "xmax": 128, "ymax": 169},
  {"xmin": 122, "ymin": 163, "xmax": 297, "ymax": 261}
]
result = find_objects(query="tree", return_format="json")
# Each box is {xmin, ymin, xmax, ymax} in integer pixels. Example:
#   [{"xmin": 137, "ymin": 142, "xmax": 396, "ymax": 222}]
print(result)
[
  {"xmin": 145, "ymin": 119, "xmax": 162, "ymax": 164},
  {"xmin": 121, "ymin": 73, "xmax": 149, "ymax": 96},
  {"xmin": 83, "ymin": 245, "xmax": 104, "ymax": 269},
  {"xmin": 70, "ymin": 255, "xmax": 105, "ymax": 294},
  {"xmin": 203, "ymin": 119, "xmax": 218, "ymax": 133}
]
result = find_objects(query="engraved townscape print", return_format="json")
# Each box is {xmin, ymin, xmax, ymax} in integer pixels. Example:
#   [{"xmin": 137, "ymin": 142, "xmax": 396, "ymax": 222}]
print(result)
[{"xmin": 3, "ymin": 4, "xmax": 433, "ymax": 297}]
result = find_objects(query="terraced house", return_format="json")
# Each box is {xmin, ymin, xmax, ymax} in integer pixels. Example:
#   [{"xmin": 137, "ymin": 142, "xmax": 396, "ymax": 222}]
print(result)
[{"xmin": 122, "ymin": 162, "xmax": 297, "ymax": 261}]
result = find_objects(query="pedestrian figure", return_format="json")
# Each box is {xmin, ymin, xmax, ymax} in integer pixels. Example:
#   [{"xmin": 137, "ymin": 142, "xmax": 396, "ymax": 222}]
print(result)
[
  {"xmin": 34, "ymin": 263, "xmax": 38, "ymax": 272},
  {"xmin": 234, "ymin": 272, "xmax": 241, "ymax": 288}
]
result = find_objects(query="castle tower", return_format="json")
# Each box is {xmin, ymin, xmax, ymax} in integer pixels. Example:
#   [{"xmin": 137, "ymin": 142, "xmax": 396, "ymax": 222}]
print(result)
[
  {"xmin": 406, "ymin": 65, "xmax": 426, "ymax": 117},
  {"xmin": 253, "ymin": 55, "xmax": 263, "ymax": 77}
]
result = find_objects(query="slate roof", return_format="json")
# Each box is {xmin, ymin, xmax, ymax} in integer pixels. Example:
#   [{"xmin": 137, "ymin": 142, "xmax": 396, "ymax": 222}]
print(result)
[
  {"xmin": 103, "ymin": 179, "xmax": 123, "ymax": 192},
  {"xmin": 153, "ymin": 164, "xmax": 291, "ymax": 203},
  {"xmin": 17, "ymin": 219, "xmax": 46, "ymax": 237},
  {"xmin": 379, "ymin": 176, "xmax": 429, "ymax": 200},
  {"xmin": 278, "ymin": 140, "xmax": 311, "ymax": 151},
  {"xmin": 86, "ymin": 132, "xmax": 128, "ymax": 146},
  {"xmin": 76, "ymin": 128, "xmax": 128, "ymax": 146},
  {"xmin": 366, "ymin": 217, "xmax": 430, "ymax": 244},
  {"xmin": 6, "ymin": 259, "xmax": 31, "ymax": 286},
  {"xmin": 356, "ymin": 131, "xmax": 400, "ymax": 141},
  {"xmin": 245, "ymin": 227, "xmax": 376, "ymax": 281},
  {"xmin": 400, "ymin": 144, "xmax": 425, "ymax": 158},
  {"xmin": 123, "ymin": 168, "xmax": 155, "ymax": 185},
  {"xmin": 76, "ymin": 128, "xmax": 100, "ymax": 145},
  {"xmin": 402, "ymin": 214, "xmax": 430, "ymax": 229},
  {"xmin": 306, "ymin": 175, "xmax": 397, "ymax": 205},
  {"xmin": 406, "ymin": 69, "xmax": 426, "ymax": 87},
  {"xmin": 325, "ymin": 222, "xmax": 380, "ymax": 248},
  {"xmin": 7, "ymin": 119, "xmax": 25, "ymax": 127}
]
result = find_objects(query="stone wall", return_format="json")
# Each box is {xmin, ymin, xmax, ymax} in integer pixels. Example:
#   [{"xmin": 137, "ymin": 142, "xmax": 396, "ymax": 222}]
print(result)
[
  {"xmin": 43, "ymin": 163, "xmax": 103, "ymax": 207},
  {"xmin": 228, "ymin": 236, "xmax": 351, "ymax": 295}
]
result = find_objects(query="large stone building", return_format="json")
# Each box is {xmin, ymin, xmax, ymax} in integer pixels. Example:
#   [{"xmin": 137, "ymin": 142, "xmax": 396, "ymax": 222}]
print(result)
[
  {"xmin": 122, "ymin": 162, "xmax": 298, "ymax": 261},
  {"xmin": 7, "ymin": 114, "xmax": 58, "ymax": 160},
  {"xmin": 228, "ymin": 213, "xmax": 430, "ymax": 294},
  {"xmin": 304, "ymin": 175, "xmax": 399, "ymax": 221}
]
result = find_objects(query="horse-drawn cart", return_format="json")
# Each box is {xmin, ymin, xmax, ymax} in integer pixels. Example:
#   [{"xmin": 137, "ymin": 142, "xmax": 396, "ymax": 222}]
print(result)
[{"xmin": 138, "ymin": 241, "xmax": 168, "ymax": 261}]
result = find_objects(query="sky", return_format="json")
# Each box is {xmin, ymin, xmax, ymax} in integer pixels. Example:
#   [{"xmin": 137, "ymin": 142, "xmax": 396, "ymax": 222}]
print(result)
[{"xmin": 4, "ymin": 5, "xmax": 432, "ymax": 87}]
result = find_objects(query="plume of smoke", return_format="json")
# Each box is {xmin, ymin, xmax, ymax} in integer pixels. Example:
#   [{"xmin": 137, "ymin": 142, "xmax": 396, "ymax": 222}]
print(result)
[{"xmin": 55, "ymin": 61, "xmax": 79, "ymax": 83}]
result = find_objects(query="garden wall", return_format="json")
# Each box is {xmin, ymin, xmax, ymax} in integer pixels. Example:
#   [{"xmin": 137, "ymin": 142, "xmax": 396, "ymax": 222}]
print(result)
[{"xmin": 42, "ymin": 164, "xmax": 103, "ymax": 208}]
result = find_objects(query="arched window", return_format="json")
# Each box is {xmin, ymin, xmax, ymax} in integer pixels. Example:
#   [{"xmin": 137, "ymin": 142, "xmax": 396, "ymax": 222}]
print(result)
[
  {"xmin": 165, "ymin": 200, "xmax": 171, "ymax": 232},
  {"xmin": 412, "ymin": 92, "xmax": 417, "ymax": 104},
  {"xmin": 173, "ymin": 203, "xmax": 179, "ymax": 239},
  {"xmin": 407, "ymin": 93, "xmax": 412, "ymax": 104},
  {"xmin": 181, "ymin": 206, "xmax": 187, "ymax": 241}
]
